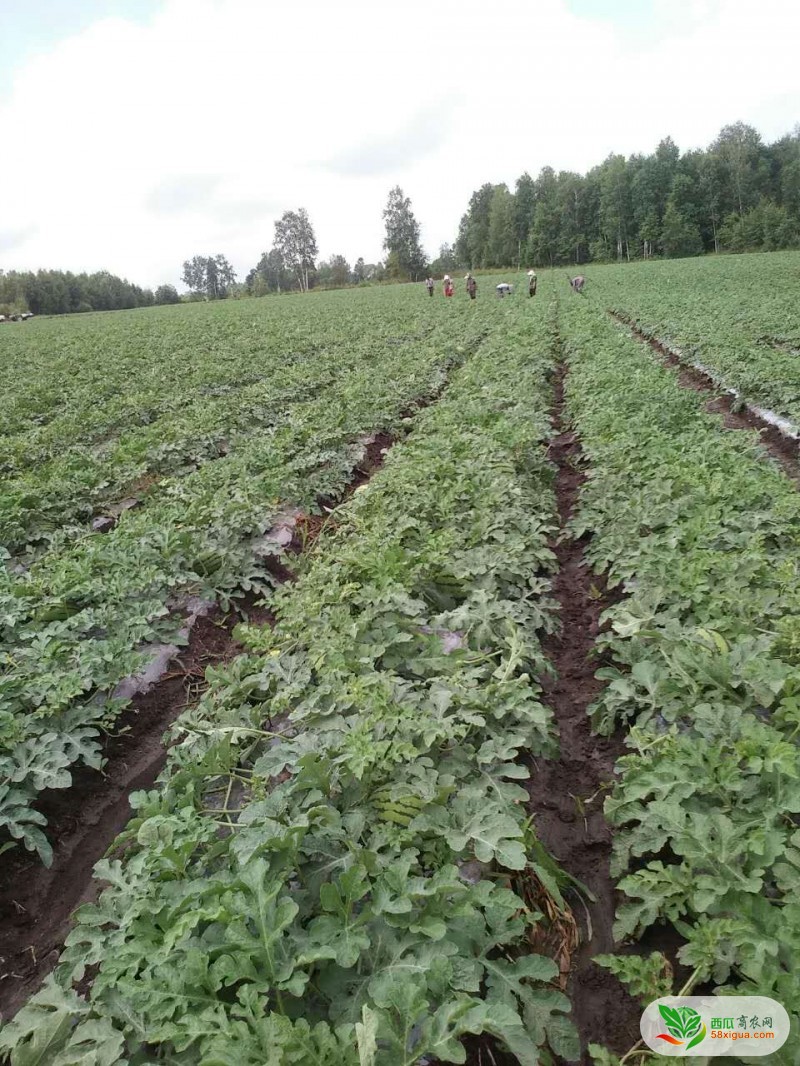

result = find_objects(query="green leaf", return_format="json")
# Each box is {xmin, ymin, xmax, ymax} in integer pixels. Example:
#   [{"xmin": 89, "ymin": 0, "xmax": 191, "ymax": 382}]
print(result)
[{"xmin": 0, "ymin": 977, "xmax": 89, "ymax": 1066}]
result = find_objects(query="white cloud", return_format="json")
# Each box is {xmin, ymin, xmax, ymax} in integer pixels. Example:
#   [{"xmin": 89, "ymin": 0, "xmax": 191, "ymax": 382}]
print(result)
[{"xmin": 1, "ymin": 0, "xmax": 798, "ymax": 286}]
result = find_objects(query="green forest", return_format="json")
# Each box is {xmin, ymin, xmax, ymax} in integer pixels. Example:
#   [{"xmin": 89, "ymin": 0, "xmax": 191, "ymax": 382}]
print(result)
[
  {"xmin": 0, "ymin": 270, "xmax": 179, "ymax": 318},
  {"xmin": 453, "ymin": 121, "xmax": 800, "ymax": 269}
]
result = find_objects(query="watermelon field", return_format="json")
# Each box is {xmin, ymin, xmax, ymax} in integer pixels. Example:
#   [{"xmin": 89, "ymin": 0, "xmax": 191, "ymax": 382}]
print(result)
[{"xmin": 1, "ymin": 253, "xmax": 799, "ymax": 1064}]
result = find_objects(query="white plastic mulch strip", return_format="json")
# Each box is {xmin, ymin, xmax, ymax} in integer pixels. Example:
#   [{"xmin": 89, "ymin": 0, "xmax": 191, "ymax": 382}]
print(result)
[
  {"xmin": 107, "ymin": 430, "xmax": 386, "ymax": 704},
  {"xmin": 623, "ymin": 315, "xmax": 800, "ymax": 444},
  {"xmin": 684, "ymin": 354, "xmax": 800, "ymax": 441}
]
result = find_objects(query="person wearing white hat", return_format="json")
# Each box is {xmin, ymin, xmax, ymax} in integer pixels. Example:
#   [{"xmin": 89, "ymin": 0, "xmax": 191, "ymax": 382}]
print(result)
[
  {"xmin": 465, "ymin": 273, "xmax": 477, "ymax": 300},
  {"xmin": 443, "ymin": 274, "xmax": 454, "ymax": 297},
  {"xmin": 527, "ymin": 269, "xmax": 537, "ymax": 297}
]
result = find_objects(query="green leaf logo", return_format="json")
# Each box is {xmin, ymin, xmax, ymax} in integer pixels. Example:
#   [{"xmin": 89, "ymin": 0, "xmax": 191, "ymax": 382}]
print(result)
[
  {"xmin": 686, "ymin": 1024, "xmax": 707, "ymax": 1050},
  {"xmin": 658, "ymin": 1004, "xmax": 702, "ymax": 1041}
]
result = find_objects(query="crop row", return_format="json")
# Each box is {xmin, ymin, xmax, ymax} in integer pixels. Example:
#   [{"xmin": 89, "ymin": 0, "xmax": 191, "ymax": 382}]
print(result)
[
  {"xmin": 587, "ymin": 251, "xmax": 800, "ymax": 429},
  {"xmin": 0, "ymin": 295, "xmax": 470, "ymax": 555},
  {"xmin": 0, "ymin": 292, "xmax": 448, "ymax": 454},
  {"xmin": 560, "ymin": 297, "xmax": 800, "ymax": 1064},
  {"xmin": 0, "ymin": 310, "xmax": 582, "ymax": 1064},
  {"xmin": 0, "ymin": 309, "xmax": 486, "ymax": 863},
  {"xmin": 1, "ymin": 350, "xmax": 340, "ymax": 554}
]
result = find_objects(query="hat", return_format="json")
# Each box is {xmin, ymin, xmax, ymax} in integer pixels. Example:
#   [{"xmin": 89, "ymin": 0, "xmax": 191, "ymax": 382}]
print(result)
[
  {"xmin": 444, "ymin": 274, "xmax": 450, "ymax": 281},
  {"xmin": 527, "ymin": 269, "xmax": 535, "ymax": 276}
]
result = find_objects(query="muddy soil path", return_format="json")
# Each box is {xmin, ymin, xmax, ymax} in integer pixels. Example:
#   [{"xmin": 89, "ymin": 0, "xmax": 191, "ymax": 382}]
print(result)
[
  {"xmin": 610, "ymin": 310, "xmax": 800, "ymax": 485},
  {"xmin": 526, "ymin": 359, "xmax": 641, "ymax": 1063},
  {"xmin": 0, "ymin": 605, "xmax": 259, "ymax": 1020},
  {"xmin": 0, "ymin": 431, "xmax": 401, "ymax": 1023}
]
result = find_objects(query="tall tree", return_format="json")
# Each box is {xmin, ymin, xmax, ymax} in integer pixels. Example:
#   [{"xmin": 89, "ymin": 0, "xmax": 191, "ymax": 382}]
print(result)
[
  {"xmin": 683, "ymin": 148, "xmax": 724, "ymax": 252},
  {"xmin": 181, "ymin": 255, "xmax": 235, "ymax": 299},
  {"xmin": 273, "ymin": 209, "xmax": 318, "ymax": 292},
  {"xmin": 382, "ymin": 186, "xmax": 427, "ymax": 280},
  {"xmin": 598, "ymin": 154, "xmax": 633, "ymax": 261},
  {"xmin": 455, "ymin": 183, "xmax": 496, "ymax": 269},
  {"xmin": 661, "ymin": 198, "xmax": 703, "ymax": 258},
  {"xmin": 527, "ymin": 167, "xmax": 561, "ymax": 266},
  {"xmin": 486, "ymin": 185, "xmax": 517, "ymax": 267},
  {"xmin": 514, "ymin": 172, "xmax": 536, "ymax": 262},
  {"xmin": 181, "ymin": 256, "xmax": 207, "ymax": 296},
  {"xmin": 630, "ymin": 155, "xmax": 662, "ymax": 258},
  {"xmin": 712, "ymin": 122, "xmax": 764, "ymax": 216},
  {"xmin": 555, "ymin": 171, "xmax": 587, "ymax": 264},
  {"xmin": 212, "ymin": 254, "xmax": 237, "ymax": 298}
]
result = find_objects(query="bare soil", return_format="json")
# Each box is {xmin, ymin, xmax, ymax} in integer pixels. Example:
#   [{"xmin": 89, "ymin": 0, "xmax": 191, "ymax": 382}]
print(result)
[
  {"xmin": 0, "ymin": 604, "xmax": 263, "ymax": 1020},
  {"xmin": 526, "ymin": 363, "xmax": 642, "ymax": 1063},
  {"xmin": 2, "ymin": 350, "xmax": 648, "ymax": 1055},
  {"xmin": 0, "ymin": 431, "xmax": 399, "ymax": 1022},
  {"xmin": 610, "ymin": 311, "xmax": 800, "ymax": 485}
]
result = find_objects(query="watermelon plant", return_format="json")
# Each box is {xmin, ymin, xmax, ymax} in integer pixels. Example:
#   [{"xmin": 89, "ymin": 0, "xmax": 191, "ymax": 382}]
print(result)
[
  {"xmin": 585, "ymin": 249, "xmax": 800, "ymax": 428},
  {"xmin": 0, "ymin": 306, "xmax": 582, "ymax": 1063},
  {"xmin": 560, "ymin": 296, "xmax": 800, "ymax": 1063},
  {"xmin": 0, "ymin": 288, "xmax": 493, "ymax": 860},
  {"xmin": 6, "ymin": 258, "xmax": 800, "ymax": 1064}
]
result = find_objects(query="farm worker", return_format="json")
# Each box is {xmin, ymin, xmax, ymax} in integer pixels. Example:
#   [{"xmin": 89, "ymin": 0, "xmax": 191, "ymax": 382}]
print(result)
[
  {"xmin": 465, "ymin": 273, "xmax": 477, "ymax": 300},
  {"xmin": 495, "ymin": 282, "xmax": 512, "ymax": 297},
  {"xmin": 443, "ymin": 274, "xmax": 454, "ymax": 297},
  {"xmin": 528, "ymin": 269, "xmax": 537, "ymax": 297},
  {"xmin": 569, "ymin": 274, "xmax": 586, "ymax": 294},
  {"xmin": 425, "ymin": 276, "xmax": 434, "ymax": 297}
]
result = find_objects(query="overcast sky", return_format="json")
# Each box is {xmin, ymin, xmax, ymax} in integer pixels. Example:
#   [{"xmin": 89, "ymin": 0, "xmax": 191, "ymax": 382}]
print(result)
[{"xmin": 1, "ymin": 0, "xmax": 798, "ymax": 289}]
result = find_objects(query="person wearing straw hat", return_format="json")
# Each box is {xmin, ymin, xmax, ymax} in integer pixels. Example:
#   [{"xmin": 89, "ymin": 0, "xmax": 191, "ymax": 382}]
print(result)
[
  {"xmin": 443, "ymin": 274, "xmax": 454, "ymax": 297},
  {"xmin": 527, "ymin": 269, "xmax": 537, "ymax": 297},
  {"xmin": 465, "ymin": 273, "xmax": 477, "ymax": 300}
]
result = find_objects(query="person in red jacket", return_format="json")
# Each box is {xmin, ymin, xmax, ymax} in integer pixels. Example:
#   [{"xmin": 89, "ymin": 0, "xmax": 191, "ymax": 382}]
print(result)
[{"xmin": 443, "ymin": 274, "xmax": 454, "ymax": 297}]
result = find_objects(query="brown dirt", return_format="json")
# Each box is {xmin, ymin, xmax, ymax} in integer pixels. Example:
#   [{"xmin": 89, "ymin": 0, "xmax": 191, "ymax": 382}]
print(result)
[
  {"xmin": 0, "ymin": 417, "xmax": 416, "ymax": 1022},
  {"xmin": 525, "ymin": 363, "xmax": 642, "ymax": 1064},
  {"xmin": 0, "ymin": 352, "xmax": 497, "ymax": 1031},
  {"xmin": 323, "ymin": 431, "xmax": 395, "ymax": 506},
  {"xmin": 610, "ymin": 311, "xmax": 800, "ymax": 485},
  {"xmin": 0, "ymin": 602, "xmax": 269, "ymax": 1021}
]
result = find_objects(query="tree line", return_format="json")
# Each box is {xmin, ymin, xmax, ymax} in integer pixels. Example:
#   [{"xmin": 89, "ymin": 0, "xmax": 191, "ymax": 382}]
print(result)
[
  {"xmin": 238, "ymin": 189, "xmax": 426, "ymax": 297},
  {"xmin": 5, "ymin": 120, "xmax": 798, "ymax": 316},
  {"xmin": 0, "ymin": 269, "xmax": 180, "ymax": 317},
  {"xmin": 187, "ymin": 121, "xmax": 800, "ymax": 300},
  {"xmin": 455, "ymin": 122, "xmax": 800, "ymax": 269}
]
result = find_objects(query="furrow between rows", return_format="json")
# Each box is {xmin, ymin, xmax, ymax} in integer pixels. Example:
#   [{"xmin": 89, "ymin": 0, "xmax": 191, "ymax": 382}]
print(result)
[
  {"xmin": 0, "ymin": 394, "xmax": 429, "ymax": 1021},
  {"xmin": 609, "ymin": 310, "xmax": 800, "ymax": 485},
  {"xmin": 525, "ymin": 339, "xmax": 641, "ymax": 1064},
  {"xmin": 0, "ymin": 314, "xmax": 583, "ymax": 1065},
  {"xmin": 560, "ymin": 295, "xmax": 800, "ymax": 1064}
]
